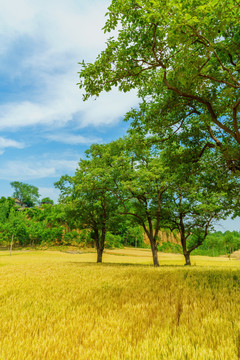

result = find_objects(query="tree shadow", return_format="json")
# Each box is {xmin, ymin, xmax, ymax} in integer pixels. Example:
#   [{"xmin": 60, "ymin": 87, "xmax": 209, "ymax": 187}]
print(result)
[{"xmin": 67, "ymin": 261, "xmax": 185, "ymax": 268}]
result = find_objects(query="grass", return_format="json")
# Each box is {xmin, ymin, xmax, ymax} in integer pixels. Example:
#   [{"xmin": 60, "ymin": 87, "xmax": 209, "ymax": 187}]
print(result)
[{"xmin": 1, "ymin": 248, "xmax": 240, "ymax": 359}]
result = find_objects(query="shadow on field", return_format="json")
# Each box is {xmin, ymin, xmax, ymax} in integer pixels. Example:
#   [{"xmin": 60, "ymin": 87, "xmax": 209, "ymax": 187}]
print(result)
[{"xmin": 68, "ymin": 261, "xmax": 185, "ymax": 268}]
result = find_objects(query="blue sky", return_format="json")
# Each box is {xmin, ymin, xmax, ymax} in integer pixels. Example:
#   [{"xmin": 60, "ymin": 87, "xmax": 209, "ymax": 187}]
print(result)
[
  {"xmin": 0, "ymin": 0, "xmax": 239, "ymax": 232},
  {"xmin": 0, "ymin": 0, "xmax": 138, "ymax": 199}
]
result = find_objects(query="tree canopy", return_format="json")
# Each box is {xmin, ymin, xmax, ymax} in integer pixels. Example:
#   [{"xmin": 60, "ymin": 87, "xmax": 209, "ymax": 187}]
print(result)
[
  {"xmin": 54, "ymin": 135, "xmax": 236, "ymax": 265},
  {"xmin": 10, "ymin": 181, "xmax": 40, "ymax": 207},
  {"xmin": 79, "ymin": 0, "xmax": 240, "ymax": 171},
  {"xmin": 55, "ymin": 151, "xmax": 121, "ymax": 263}
]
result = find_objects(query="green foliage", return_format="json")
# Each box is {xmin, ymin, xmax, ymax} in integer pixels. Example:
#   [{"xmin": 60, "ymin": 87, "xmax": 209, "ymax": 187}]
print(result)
[
  {"xmin": 55, "ymin": 147, "xmax": 124, "ymax": 261},
  {"xmin": 124, "ymin": 226, "xmax": 145, "ymax": 248},
  {"xmin": 0, "ymin": 202, "xmax": 71, "ymax": 247},
  {"xmin": 76, "ymin": 0, "xmax": 240, "ymax": 264},
  {"xmin": 79, "ymin": 0, "xmax": 240, "ymax": 172},
  {"xmin": 0, "ymin": 193, "xmax": 143, "ymax": 250},
  {"xmin": 77, "ymin": 230, "xmax": 92, "ymax": 247},
  {"xmin": 158, "ymin": 241, "xmax": 182, "ymax": 254},
  {"xmin": 0, "ymin": 197, "xmax": 15, "ymax": 224},
  {"xmin": 10, "ymin": 181, "xmax": 40, "ymax": 207},
  {"xmin": 41, "ymin": 197, "xmax": 54, "ymax": 205},
  {"xmin": 193, "ymin": 230, "xmax": 240, "ymax": 257},
  {"xmin": 105, "ymin": 233, "xmax": 124, "ymax": 249}
]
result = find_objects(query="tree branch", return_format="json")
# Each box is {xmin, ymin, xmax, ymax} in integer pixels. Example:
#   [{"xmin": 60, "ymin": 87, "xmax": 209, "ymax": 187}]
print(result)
[
  {"xmin": 188, "ymin": 28, "xmax": 240, "ymax": 86},
  {"xmin": 199, "ymin": 74, "xmax": 240, "ymax": 89},
  {"xmin": 163, "ymin": 72, "xmax": 237, "ymax": 140},
  {"xmin": 233, "ymin": 99, "xmax": 240, "ymax": 143}
]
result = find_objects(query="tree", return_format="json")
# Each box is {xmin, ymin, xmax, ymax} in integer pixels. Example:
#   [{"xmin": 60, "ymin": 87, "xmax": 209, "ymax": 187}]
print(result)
[
  {"xmin": 59, "ymin": 135, "xmax": 233, "ymax": 267},
  {"xmin": 41, "ymin": 197, "xmax": 54, "ymax": 205},
  {"xmin": 160, "ymin": 140, "xmax": 235, "ymax": 264},
  {"xmin": 10, "ymin": 181, "xmax": 40, "ymax": 207},
  {"xmin": 3, "ymin": 209, "xmax": 30, "ymax": 246},
  {"xmin": 55, "ymin": 159, "xmax": 120, "ymax": 263},
  {"xmin": 0, "ymin": 197, "xmax": 15, "ymax": 224},
  {"xmin": 80, "ymin": 137, "xmax": 168, "ymax": 267},
  {"xmin": 163, "ymin": 183, "xmax": 230, "ymax": 265},
  {"xmin": 79, "ymin": 0, "xmax": 240, "ymax": 172}
]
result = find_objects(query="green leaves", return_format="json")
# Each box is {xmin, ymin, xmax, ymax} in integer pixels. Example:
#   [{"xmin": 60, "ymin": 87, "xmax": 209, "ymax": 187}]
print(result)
[
  {"xmin": 79, "ymin": 0, "xmax": 240, "ymax": 172},
  {"xmin": 10, "ymin": 181, "xmax": 40, "ymax": 207}
]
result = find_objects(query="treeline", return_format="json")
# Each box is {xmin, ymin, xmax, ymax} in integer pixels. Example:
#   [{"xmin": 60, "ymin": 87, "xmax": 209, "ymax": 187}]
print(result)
[
  {"xmin": 54, "ymin": 136, "xmax": 240, "ymax": 266},
  {"xmin": 192, "ymin": 231, "xmax": 240, "ymax": 258},
  {"xmin": 160, "ymin": 231, "xmax": 240, "ymax": 258},
  {"xmin": 0, "ymin": 196, "xmax": 145, "ymax": 249},
  {"xmin": 0, "ymin": 195, "xmax": 239, "ymax": 260}
]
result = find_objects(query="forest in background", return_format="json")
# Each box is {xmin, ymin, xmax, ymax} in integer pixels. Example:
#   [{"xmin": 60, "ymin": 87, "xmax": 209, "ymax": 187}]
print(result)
[{"xmin": 0, "ymin": 193, "xmax": 239, "ymax": 259}]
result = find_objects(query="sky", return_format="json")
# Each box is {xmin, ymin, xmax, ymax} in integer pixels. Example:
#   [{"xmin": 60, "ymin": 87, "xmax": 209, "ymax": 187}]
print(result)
[{"xmin": 0, "ymin": 0, "xmax": 239, "ymax": 232}]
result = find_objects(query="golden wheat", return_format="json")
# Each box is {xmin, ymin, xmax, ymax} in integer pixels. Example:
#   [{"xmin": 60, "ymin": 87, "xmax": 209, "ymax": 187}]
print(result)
[{"xmin": 0, "ymin": 249, "xmax": 240, "ymax": 359}]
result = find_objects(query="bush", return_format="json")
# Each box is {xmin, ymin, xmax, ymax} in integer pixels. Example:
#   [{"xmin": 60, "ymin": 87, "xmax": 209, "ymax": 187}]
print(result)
[
  {"xmin": 105, "ymin": 233, "xmax": 124, "ymax": 249},
  {"xmin": 124, "ymin": 226, "xmax": 145, "ymax": 247},
  {"xmin": 158, "ymin": 241, "xmax": 182, "ymax": 254}
]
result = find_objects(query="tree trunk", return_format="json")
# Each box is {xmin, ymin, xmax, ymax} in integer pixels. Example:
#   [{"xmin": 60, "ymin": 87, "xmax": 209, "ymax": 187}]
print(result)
[
  {"xmin": 184, "ymin": 253, "xmax": 191, "ymax": 266},
  {"xmin": 97, "ymin": 247, "xmax": 103, "ymax": 263},
  {"xmin": 93, "ymin": 228, "xmax": 103, "ymax": 263},
  {"xmin": 9, "ymin": 235, "xmax": 14, "ymax": 256},
  {"xmin": 180, "ymin": 225, "xmax": 191, "ymax": 266},
  {"xmin": 150, "ymin": 239, "xmax": 159, "ymax": 267}
]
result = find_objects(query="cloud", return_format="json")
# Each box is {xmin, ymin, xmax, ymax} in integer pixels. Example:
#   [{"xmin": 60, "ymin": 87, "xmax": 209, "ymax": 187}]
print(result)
[
  {"xmin": 79, "ymin": 88, "xmax": 139, "ymax": 128},
  {"xmin": 0, "ymin": 0, "xmax": 139, "ymax": 132},
  {"xmin": 38, "ymin": 187, "xmax": 60, "ymax": 203},
  {"xmin": 0, "ymin": 158, "xmax": 78, "ymax": 181},
  {"xmin": 0, "ymin": 0, "xmax": 140, "ymax": 196},
  {"xmin": 46, "ymin": 133, "xmax": 101, "ymax": 145},
  {"xmin": 0, "ymin": 137, "xmax": 25, "ymax": 154},
  {"xmin": 0, "ymin": 0, "xmax": 111, "ymax": 58},
  {"xmin": 0, "ymin": 78, "xmax": 139, "ymax": 130}
]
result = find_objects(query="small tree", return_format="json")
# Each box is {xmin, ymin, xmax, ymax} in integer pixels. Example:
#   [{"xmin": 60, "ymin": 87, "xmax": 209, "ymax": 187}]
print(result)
[
  {"xmin": 161, "ymin": 152, "xmax": 232, "ymax": 265},
  {"xmin": 55, "ymin": 161, "xmax": 120, "ymax": 263},
  {"xmin": 41, "ymin": 197, "xmax": 54, "ymax": 205},
  {"xmin": 0, "ymin": 197, "xmax": 15, "ymax": 224},
  {"xmin": 10, "ymin": 181, "xmax": 40, "ymax": 207}
]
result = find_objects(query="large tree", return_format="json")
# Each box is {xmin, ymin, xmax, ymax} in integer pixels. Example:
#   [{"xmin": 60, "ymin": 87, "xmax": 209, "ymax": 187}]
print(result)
[{"xmin": 79, "ymin": 0, "xmax": 240, "ymax": 172}]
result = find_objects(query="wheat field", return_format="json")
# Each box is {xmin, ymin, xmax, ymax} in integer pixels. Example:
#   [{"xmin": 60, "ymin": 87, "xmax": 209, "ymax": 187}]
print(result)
[{"xmin": 1, "ymin": 248, "xmax": 240, "ymax": 360}]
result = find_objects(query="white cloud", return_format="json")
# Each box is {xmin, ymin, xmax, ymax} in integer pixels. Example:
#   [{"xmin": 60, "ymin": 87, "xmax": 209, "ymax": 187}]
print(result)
[
  {"xmin": 79, "ymin": 88, "xmax": 139, "ymax": 128},
  {"xmin": 0, "ymin": 137, "xmax": 24, "ymax": 148},
  {"xmin": 0, "ymin": 0, "xmax": 111, "ymax": 57},
  {"xmin": 0, "ymin": 78, "xmax": 139, "ymax": 130},
  {"xmin": 38, "ymin": 187, "xmax": 60, "ymax": 203},
  {"xmin": 46, "ymin": 133, "xmax": 101, "ymax": 145},
  {"xmin": 0, "ymin": 0, "xmax": 140, "ymax": 199},
  {"xmin": 0, "ymin": 158, "xmax": 78, "ymax": 181},
  {"xmin": 0, "ymin": 137, "xmax": 25, "ymax": 154},
  {"xmin": 0, "ymin": 0, "xmax": 139, "ymax": 132}
]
